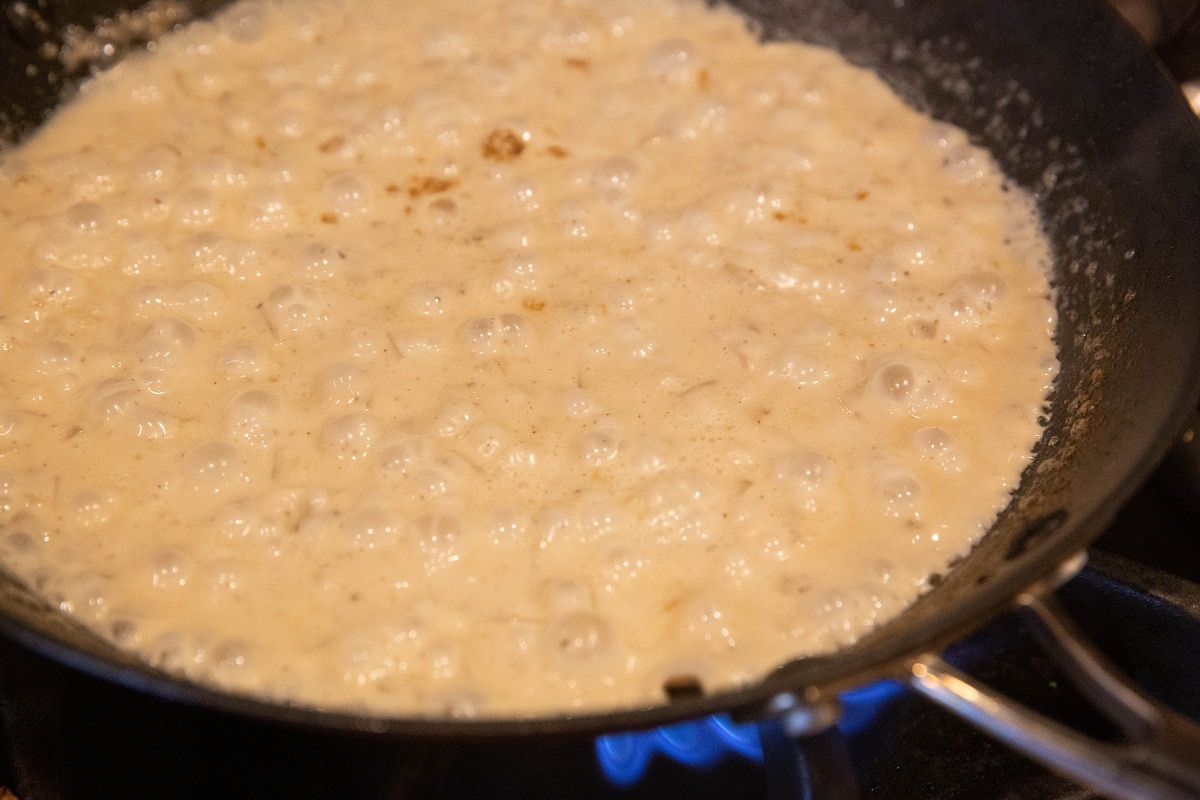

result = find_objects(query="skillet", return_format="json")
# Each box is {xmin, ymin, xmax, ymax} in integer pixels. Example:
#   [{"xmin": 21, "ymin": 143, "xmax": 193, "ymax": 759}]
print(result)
[{"xmin": 1, "ymin": 0, "xmax": 1199, "ymax": 796}]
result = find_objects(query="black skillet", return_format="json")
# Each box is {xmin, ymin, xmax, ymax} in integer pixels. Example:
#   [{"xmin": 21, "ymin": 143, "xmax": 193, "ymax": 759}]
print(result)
[{"xmin": 2, "ymin": 1, "xmax": 1200, "ymax": 797}]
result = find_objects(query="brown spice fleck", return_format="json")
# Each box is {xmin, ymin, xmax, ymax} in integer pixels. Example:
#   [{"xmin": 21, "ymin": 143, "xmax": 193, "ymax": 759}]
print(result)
[
  {"xmin": 255, "ymin": 135, "xmax": 266, "ymax": 149},
  {"xmin": 523, "ymin": 297, "xmax": 546, "ymax": 311},
  {"xmin": 564, "ymin": 57, "xmax": 590, "ymax": 70},
  {"xmin": 482, "ymin": 128, "xmax": 526, "ymax": 162},
  {"xmin": 546, "ymin": 145, "xmax": 569, "ymax": 158},
  {"xmin": 385, "ymin": 183, "xmax": 400, "ymax": 194},
  {"xmin": 848, "ymin": 241, "xmax": 863, "ymax": 252},
  {"xmin": 696, "ymin": 68, "xmax": 710, "ymax": 90},
  {"xmin": 318, "ymin": 135, "xmax": 345, "ymax": 153},
  {"xmin": 320, "ymin": 212, "xmax": 338, "ymax": 224},
  {"xmin": 407, "ymin": 176, "xmax": 458, "ymax": 198},
  {"xmin": 855, "ymin": 190, "xmax": 869, "ymax": 201},
  {"xmin": 771, "ymin": 211, "xmax": 809, "ymax": 225}
]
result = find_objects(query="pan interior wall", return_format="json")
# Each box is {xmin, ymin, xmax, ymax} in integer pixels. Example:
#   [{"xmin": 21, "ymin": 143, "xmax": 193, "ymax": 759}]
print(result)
[{"xmin": 731, "ymin": 0, "xmax": 1200, "ymax": 671}]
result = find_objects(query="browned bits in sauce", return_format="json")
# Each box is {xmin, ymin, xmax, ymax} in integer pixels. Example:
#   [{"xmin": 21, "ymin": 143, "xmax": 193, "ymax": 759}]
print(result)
[
  {"xmin": 320, "ymin": 211, "xmax": 338, "ymax": 224},
  {"xmin": 856, "ymin": 190, "xmax": 870, "ymax": 200},
  {"xmin": 848, "ymin": 241, "xmax": 863, "ymax": 251},
  {"xmin": 255, "ymin": 135, "xmax": 267, "ymax": 149},
  {"xmin": 482, "ymin": 129, "xmax": 526, "ymax": 162},
  {"xmin": 546, "ymin": 145, "xmax": 569, "ymax": 158},
  {"xmin": 523, "ymin": 297, "xmax": 546, "ymax": 311},
  {"xmin": 772, "ymin": 211, "xmax": 808, "ymax": 224},
  {"xmin": 385, "ymin": 183, "xmax": 399, "ymax": 194},
  {"xmin": 319, "ymin": 135, "xmax": 346, "ymax": 153},
  {"xmin": 696, "ymin": 67, "xmax": 710, "ymax": 90},
  {"xmin": 407, "ymin": 176, "xmax": 459, "ymax": 198},
  {"xmin": 564, "ymin": 57, "xmax": 590, "ymax": 70}
]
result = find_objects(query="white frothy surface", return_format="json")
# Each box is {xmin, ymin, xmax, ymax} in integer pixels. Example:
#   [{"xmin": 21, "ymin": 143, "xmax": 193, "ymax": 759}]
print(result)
[{"xmin": 0, "ymin": 0, "xmax": 1058, "ymax": 716}]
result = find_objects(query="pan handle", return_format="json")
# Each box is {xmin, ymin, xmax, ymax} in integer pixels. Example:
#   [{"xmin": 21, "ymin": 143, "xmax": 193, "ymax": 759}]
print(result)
[{"xmin": 908, "ymin": 554, "xmax": 1200, "ymax": 800}]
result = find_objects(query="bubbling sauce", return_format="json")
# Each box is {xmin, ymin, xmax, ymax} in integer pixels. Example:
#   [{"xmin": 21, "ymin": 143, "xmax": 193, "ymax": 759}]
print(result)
[{"xmin": 0, "ymin": 0, "xmax": 1057, "ymax": 716}]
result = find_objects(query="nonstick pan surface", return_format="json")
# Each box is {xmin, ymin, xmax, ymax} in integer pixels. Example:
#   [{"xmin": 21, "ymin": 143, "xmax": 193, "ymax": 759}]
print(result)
[{"xmin": 0, "ymin": 0, "xmax": 1198, "ymax": 741}]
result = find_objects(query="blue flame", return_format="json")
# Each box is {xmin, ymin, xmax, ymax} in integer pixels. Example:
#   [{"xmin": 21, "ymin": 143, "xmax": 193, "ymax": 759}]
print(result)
[
  {"xmin": 839, "ymin": 679, "xmax": 903, "ymax": 735},
  {"xmin": 595, "ymin": 713, "xmax": 763, "ymax": 786},
  {"xmin": 594, "ymin": 680, "xmax": 903, "ymax": 785}
]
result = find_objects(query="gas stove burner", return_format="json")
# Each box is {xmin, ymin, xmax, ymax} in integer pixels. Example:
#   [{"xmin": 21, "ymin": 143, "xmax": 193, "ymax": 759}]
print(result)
[{"xmin": 593, "ymin": 682, "xmax": 903, "ymax": 788}]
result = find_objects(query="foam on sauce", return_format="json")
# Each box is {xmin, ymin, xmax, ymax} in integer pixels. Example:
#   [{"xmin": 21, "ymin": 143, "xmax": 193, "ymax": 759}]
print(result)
[{"xmin": 0, "ymin": 0, "xmax": 1057, "ymax": 716}]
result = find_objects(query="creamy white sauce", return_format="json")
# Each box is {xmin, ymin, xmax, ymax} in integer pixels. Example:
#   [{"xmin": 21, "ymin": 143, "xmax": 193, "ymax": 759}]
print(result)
[{"xmin": 0, "ymin": 0, "xmax": 1057, "ymax": 716}]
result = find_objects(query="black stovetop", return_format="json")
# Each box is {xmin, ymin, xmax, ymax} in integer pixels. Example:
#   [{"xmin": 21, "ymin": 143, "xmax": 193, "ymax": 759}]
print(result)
[{"xmin": 0, "ymin": 411, "xmax": 1194, "ymax": 800}]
